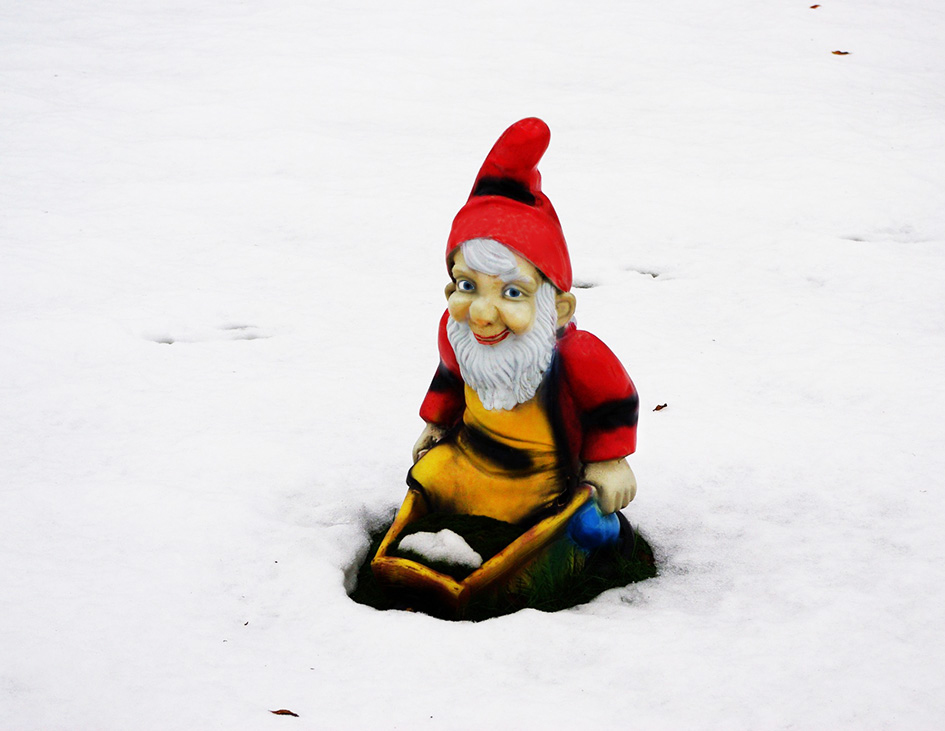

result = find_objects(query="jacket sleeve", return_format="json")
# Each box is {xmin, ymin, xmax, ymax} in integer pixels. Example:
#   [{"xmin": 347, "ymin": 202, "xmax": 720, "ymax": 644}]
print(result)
[
  {"xmin": 559, "ymin": 329, "xmax": 638, "ymax": 463},
  {"xmin": 418, "ymin": 310, "xmax": 466, "ymax": 427}
]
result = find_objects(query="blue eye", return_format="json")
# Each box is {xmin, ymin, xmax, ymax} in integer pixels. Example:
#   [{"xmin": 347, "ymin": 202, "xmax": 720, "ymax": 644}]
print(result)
[
  {"xmin": 504, "ymin": 286, "xmax": 523, "ymax": 299},
  {"xmin": 457, "ymin": 280, "xmax": 475, "ymax": 292}
]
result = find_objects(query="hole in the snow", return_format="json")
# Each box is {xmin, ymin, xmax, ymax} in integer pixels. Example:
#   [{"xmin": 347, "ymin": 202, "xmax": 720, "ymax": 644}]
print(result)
[{"xmin": 348, "ymin": 509, "xmax": 657, "ymax": 620}]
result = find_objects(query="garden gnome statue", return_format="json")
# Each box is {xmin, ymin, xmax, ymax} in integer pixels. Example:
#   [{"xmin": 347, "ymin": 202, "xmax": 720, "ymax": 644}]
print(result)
[{"xmin": 409, "ymin": 118, "xmax": 639, "ymax": 538}]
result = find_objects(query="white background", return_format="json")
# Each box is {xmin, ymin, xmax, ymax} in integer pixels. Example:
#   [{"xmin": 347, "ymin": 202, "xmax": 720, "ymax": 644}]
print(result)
[{"xmin": 2, "ymin": 1, "xmax": 944, "ymax": 728}]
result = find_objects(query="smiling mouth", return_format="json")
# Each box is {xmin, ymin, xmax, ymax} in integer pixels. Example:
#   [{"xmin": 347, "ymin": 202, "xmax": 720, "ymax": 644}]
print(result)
[{"xmin": 474, "ymin": 329, "xmax": 511, "ymax": 345}]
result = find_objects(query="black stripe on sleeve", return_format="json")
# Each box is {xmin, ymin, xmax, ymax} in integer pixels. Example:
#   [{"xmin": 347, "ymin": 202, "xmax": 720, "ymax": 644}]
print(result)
[
  {"xmin": 581, "ymin": 394, "xmax": 640, "ymax": 432},
  {"xmin": 428, "ymin": 362, "xmax": 462, "ymax": 393}
]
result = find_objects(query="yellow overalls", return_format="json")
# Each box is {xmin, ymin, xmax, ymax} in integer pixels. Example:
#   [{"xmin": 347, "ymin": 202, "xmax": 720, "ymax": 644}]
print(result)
[{"xmin": 409, "ymin": 385, "xmax": 565, "ymax": 524}]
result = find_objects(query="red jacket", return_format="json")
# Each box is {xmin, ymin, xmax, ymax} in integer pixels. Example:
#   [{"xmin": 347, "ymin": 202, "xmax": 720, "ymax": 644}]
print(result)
[{"xmin": 420, "ymin": 311, "xmax": 638, "ymax": 481}]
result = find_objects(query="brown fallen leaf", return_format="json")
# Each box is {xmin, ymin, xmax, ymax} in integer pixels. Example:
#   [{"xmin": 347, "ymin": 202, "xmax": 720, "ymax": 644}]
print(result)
[
  {"xmin": 654, "ymin": 403, "xmax": 668, "ymax": 412},
  {"xmin": 270, "ymin": 709, "xmax": 299, "ymax": 717},
  {"xmin": 810, "ymin": 4, "xmax": 820, "ymax": 8},
  {"xmin": 832, "ymin": 50, "xmax": 850, "ymax": 55}
]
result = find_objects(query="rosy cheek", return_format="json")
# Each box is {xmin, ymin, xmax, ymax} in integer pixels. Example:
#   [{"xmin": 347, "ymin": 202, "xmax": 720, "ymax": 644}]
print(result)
[
  {"xmin": 448, "ymin": 297, "xmax": 470, "ymax": 323},
  {"xmin": 502, "ymin": 305, "xmax": 534, "ymax": 334}
]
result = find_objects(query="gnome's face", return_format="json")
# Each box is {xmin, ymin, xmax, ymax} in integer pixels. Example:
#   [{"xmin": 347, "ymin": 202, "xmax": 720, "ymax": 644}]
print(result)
[
  {"xmin": 447, "ymin": 248, "xmax": 544, "ymax": 342},
  {"xmin": 443, "ymin": 238, "xmax": 576, "ymax": 411}
]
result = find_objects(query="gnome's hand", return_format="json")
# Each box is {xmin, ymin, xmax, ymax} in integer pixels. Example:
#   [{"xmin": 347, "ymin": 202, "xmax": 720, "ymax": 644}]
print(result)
[
  {"xmin": 412, "ymin": 422, "xmax": 449, "ymax": 463},
  {"xmin": 582, "ymin": 458, "xmax": 637, "ymax": 514}
]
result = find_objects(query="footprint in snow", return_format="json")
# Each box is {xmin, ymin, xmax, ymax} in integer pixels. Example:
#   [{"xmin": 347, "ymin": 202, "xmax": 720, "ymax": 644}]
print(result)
[
  {"xmin": 146, "ymin": 324, "xmax": 271, "ymax": 345},
  {"xmin": 844, "ymin": 225, "xmax": 926, "ymax": 244}
]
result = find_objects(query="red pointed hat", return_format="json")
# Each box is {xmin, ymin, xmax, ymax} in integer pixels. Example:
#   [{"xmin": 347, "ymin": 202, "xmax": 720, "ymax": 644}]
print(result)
[{"xmin": 446, "ymin": 118, "xmax": 572, "ymax": 292}]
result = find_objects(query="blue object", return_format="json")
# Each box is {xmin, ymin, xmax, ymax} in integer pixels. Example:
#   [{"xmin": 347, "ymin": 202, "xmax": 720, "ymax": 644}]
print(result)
[{"xmin": 566, "ymin": 500, "xmax": 621, "ymax": 550}]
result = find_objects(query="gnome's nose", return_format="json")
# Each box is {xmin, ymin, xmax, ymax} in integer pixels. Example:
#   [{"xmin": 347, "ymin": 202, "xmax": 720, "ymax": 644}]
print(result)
[{"xmin": 469, "ymin": 298, "xmax": 498, "ymax": 327}]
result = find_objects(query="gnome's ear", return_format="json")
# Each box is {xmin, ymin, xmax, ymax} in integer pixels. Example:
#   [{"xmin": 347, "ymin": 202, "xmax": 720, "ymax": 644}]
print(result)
[
  {"xmin": 445, "ymin": 281, "xmax": 456, "ymax": 300},
  {"xmin": 555, "ymin": 291, "xmax": 576, "ymax": 328}
]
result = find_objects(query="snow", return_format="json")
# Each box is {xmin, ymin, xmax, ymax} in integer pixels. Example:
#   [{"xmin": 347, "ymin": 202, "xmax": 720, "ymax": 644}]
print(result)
[
  {"xmin": 398, "ymin": 530, "xmax": 484, "ymax": 570},
  {"xmin": 2, "ymin": 0, "xmax": 944, "ymax": 728}
]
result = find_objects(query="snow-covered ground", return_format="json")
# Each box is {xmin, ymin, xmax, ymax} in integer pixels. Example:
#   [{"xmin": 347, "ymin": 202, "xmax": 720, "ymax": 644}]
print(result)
[{"xmin": 2, "ymin": 1, "xmax": 944, "ymax": 728}]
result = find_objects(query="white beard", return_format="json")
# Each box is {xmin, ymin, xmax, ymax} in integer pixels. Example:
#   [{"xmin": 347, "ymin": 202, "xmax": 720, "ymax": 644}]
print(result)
[{"xmin": 446, "ymin": 282, "xmax": 558, "ymax": 411}]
